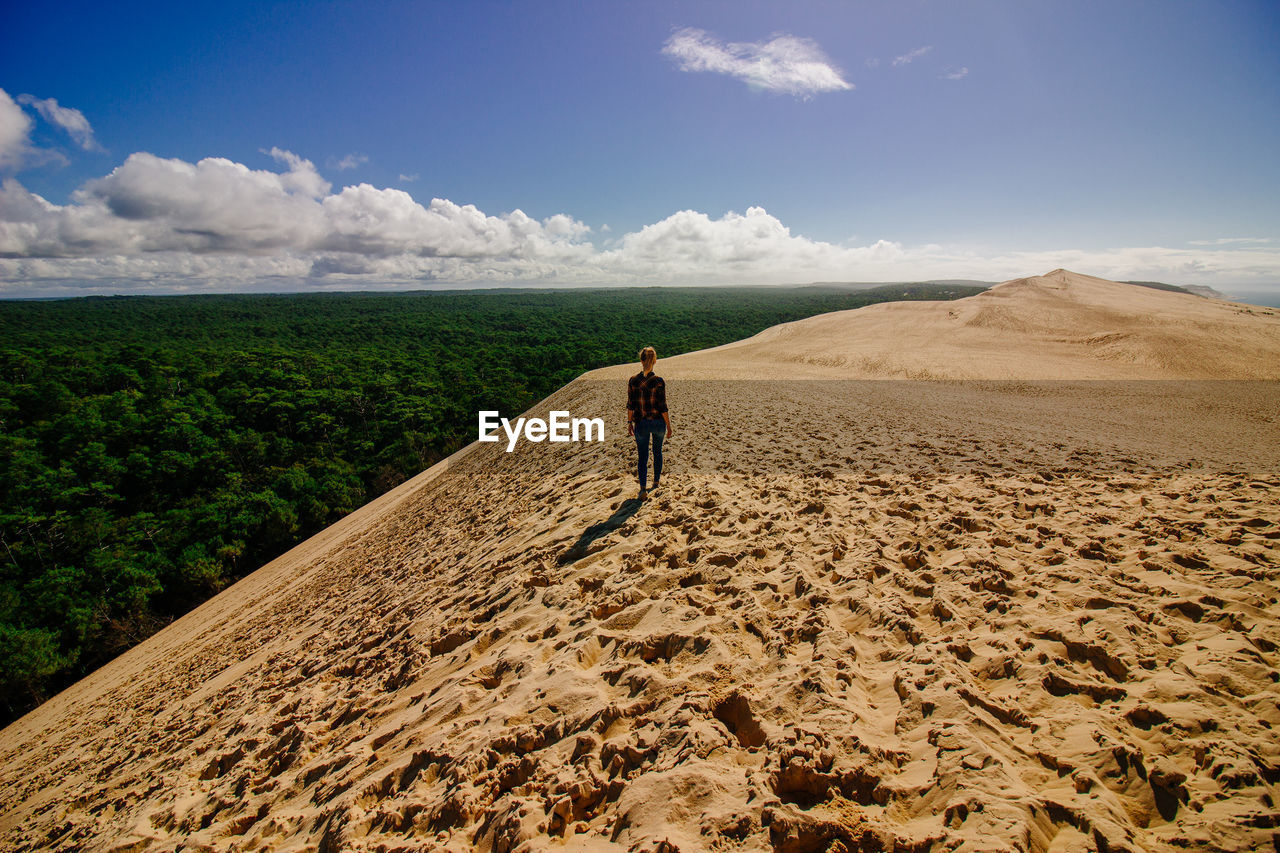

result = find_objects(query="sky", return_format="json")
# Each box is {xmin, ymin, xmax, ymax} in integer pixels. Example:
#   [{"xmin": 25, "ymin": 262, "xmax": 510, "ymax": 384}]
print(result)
[{"xmin": 2, "ymin": 0, "xmax": 1279, "ymax": 298}]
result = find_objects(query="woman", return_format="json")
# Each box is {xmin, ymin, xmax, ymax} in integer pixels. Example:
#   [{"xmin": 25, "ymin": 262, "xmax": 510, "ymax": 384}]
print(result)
[{"xmin": 626, "ymin": 346, "xmax": 672, "ymax": 496}]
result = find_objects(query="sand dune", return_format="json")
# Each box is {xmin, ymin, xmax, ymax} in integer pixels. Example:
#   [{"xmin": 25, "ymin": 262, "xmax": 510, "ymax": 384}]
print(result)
[
  {"xmin": 587, "ymin": 269, "xmax": 1279, "ymax": 381},
  {"xmin": 1, "ymin": 270, "xmax": 1278, "ymax": 852}
]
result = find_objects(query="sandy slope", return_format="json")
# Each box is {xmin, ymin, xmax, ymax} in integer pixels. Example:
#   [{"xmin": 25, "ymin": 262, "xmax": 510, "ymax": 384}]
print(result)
[
  {"xmin": 1, "ymin": 270, "xmax": 1279, "ymax": 852},
  {"xmin": 590, "ymin": 269, "xmax": 1279, "ymax": 381}
]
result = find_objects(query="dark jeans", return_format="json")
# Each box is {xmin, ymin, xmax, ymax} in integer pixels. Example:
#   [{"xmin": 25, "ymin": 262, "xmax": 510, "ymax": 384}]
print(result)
[{"xmin": 634, "ymin": 417, "xmax": 665, "ymax": 489}]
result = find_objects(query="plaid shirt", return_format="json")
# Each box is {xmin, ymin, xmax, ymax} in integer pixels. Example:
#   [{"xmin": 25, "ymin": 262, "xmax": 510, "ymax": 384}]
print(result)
[{"xmin": 627, "ymin": 371, "xmax": 667, "ymax": 421}]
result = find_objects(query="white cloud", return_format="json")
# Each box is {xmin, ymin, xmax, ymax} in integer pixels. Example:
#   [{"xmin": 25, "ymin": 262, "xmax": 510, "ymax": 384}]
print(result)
[
  {"xmin": 330, "ymin": 152, "xmax": 369, "ymax": 171},
  {"xmin": 262, "ymin": 147, "xmax": 332, "ymax": 198},
  {"xmin": 2, "ymin": 150, "xmax": 1279, "ymax": 294},
  {"xmin": 941, "ymin": 67, "xmax": 969, "ymax": 80},
  {"xmin": 1188, "ymin": 237, "xmax": 1272, "ymax": 246},
  {"xmin": 600, "ymin": 207, "xmax": 884, "ymax": 278},
  {"xmin": 0, "ymin": 151, "xmax": 593, "ymax": 278},
  {"xmin": 865, "ymin": 58, "xmax": 880, "ymax": 69},
  {"xmin": 662, "ymin": 28, "xmax": 853, "ymax": 98},
  {"xmin": 398, "ymin": 173, "xmax": 419, "ymax": 182},
  {"xmin": 0, "ymin": 89, "xmax": 34, "ymax": 170},
  {"xmin": 16, "ymin": 94, "xmax": 101, "ymax": 150},
  {"xmin": 892, "ymin": 46, "xmax": 933, "ymax": 66}
]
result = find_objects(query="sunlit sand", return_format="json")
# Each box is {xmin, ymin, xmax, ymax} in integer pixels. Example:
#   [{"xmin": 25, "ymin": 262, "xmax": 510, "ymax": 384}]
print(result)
[{"xmin": 2, "ymin": 270, "xmax": 1278, "ymax": 851}]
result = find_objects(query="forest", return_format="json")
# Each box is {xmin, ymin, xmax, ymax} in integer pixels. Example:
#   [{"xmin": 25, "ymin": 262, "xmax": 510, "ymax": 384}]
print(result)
[{"xmin": 0, "ymin": 282, "xmax": 984, "ymax": 723}]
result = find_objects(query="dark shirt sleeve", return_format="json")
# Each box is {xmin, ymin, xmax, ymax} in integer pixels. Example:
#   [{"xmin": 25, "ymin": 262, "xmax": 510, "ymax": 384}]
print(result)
[
  {"xmin": 627, "ymin": 376, "xmax": 638, "ymax": 413},
  {"xmin": 654, "ymin": 378, "xmax": 667, "ymax": 414}
]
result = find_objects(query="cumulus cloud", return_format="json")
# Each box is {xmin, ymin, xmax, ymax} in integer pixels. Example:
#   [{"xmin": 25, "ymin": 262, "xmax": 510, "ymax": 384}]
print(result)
[
  {"xmin": 2, "ymin": 150, "xmax": 1279, "ymax": 294},
  {"xmin": 16, "ymin": 94, "xmax": 101, "ymax": 150},
  {"xmin": 941, "ymin": 67, "xmax": 969, "ymax": 80},
  {"xmin": 892, "ymin": 46, "xmax": 932, "ymax": 66},
  {"xmin": 0, "ymin": 150, "xmax": 593, "ymax": 281},
  {"xmin": 662, "ymin": 28, "xmax": 853, "ymax": 98},
  {"xmin": 0, "ymin": 90, "xmax": 34, "ymax": 171},
  {"xmin": 599, "ymin": 207, "xmax": 895, "ymax": 279},
  {"xmin": 262, "ymin": 147, "xmax": 332, "ymax": 198}
]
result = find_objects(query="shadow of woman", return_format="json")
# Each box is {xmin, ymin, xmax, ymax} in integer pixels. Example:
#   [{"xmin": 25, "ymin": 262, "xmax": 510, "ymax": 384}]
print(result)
[{"xmin": 557, "ymin": 498, "xmax": 645, "ymax": 565}]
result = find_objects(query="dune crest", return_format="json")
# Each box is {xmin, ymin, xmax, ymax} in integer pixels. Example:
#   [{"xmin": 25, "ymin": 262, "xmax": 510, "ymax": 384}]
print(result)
[
  {"xmin": 1, "ymin": 271, "xmax": 1278, "ymax": 852},
  {"xmin": 588, "ymin": 269, "xmax": 1280, "ymax": 380}
]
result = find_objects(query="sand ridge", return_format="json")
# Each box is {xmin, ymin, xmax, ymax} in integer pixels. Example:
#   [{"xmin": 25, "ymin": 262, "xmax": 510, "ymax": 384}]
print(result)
[
  {"xmin": 585, "ymin": 270, "xmax": 1280, "ymax": 380},
  {"xmin": 1, "ymin": 270, "xmax": 1278, "ymax": 852}
]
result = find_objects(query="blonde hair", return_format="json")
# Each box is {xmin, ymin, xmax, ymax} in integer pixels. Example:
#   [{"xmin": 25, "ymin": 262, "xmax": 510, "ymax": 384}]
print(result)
[{"xmin": 638, "ymin": 346, "xmax": 657, "ymax": 368}]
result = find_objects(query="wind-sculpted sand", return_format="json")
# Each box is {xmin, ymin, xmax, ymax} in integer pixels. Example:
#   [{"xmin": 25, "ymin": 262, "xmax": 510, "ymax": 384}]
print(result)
[
  {"xmin": 1, "ymin": 271, "xmax": 1278, "ymax": 852},
  {"xmin": 624, "ymin": 269, "xmax": 1280, "ymax": 381}
]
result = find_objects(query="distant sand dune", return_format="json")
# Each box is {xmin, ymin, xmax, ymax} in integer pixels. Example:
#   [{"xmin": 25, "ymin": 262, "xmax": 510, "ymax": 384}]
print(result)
[
  {"xmin": 587, "ymin": 269, "xmax": 1280, "ymax": 380},
  {"xmin": 1, "ymin": 271, "xmax": 1278, "ymax": 852}
]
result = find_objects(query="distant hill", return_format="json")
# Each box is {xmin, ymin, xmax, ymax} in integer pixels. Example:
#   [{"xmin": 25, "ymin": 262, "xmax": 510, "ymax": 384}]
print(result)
[
  {"xmin": 1124, "ymin": 279, "xmax": 1226, "ymax": 299},
  {"xmin": 612, "ymin": 269, "xmax": 1280, "ymax": 380},
  {"xmin": 1182, "ymin": 284, "xmax": 1228, "ymax": 299},
  {"xmin": 800, "ymin": 278, "xmax": 1232, "ymax": 301}
]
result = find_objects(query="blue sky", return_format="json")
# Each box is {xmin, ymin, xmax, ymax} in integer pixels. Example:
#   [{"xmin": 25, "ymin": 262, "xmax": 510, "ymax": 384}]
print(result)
[{"xmin": 2, "ymin": 0, "xmax": 1279, "ymax": 295}]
